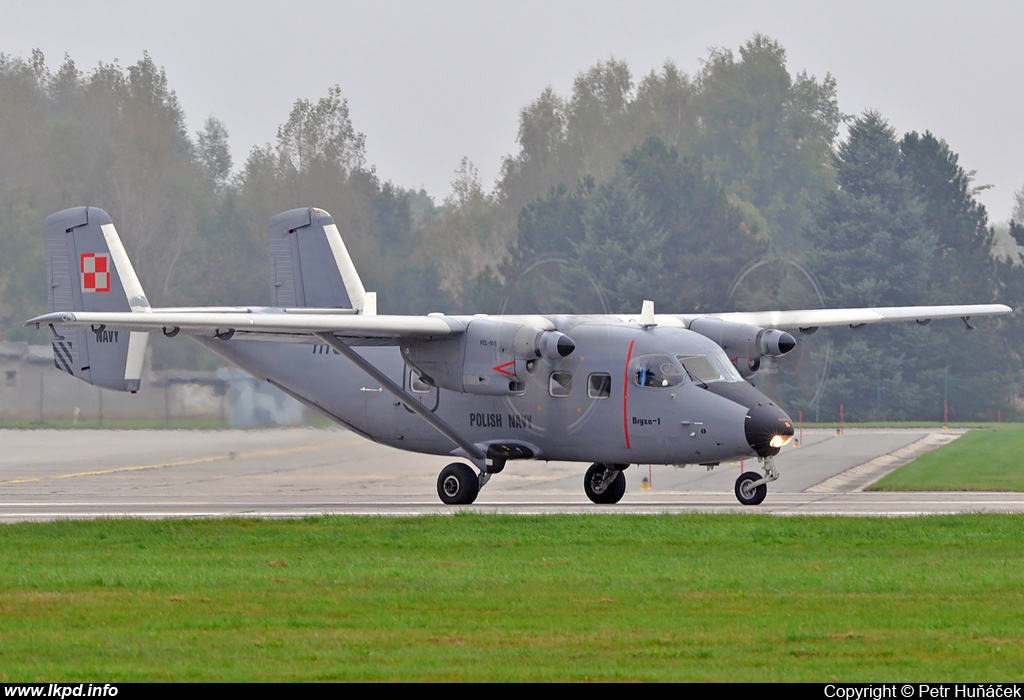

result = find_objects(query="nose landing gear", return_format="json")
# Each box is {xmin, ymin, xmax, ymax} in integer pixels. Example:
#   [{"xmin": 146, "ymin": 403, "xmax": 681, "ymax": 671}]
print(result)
[{"xmin": 733, "ymin": 456, "xmax": 779, "ymax": 506}]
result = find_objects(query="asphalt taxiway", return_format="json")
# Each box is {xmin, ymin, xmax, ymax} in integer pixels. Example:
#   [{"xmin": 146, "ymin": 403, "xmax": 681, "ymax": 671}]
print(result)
[{"xmin": 1, "ymin": 426, "xmax": 1021, "ymax": 521}]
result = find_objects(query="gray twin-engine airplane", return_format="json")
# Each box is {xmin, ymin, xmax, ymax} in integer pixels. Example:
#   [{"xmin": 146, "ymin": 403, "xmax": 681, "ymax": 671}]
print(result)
[{"xmin": 27, "ymin": 206, "xmax": 1011, "ymax": 505}]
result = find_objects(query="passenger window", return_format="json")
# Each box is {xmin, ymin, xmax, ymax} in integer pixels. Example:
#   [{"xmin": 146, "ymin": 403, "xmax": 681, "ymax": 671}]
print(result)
[
  {"xmin": 549, "ymin": 371, "xmax": 573, "ymax": 397},
  {"xmin": 588, "ymin": 373, "xmax": 611, "ymax": 399}
]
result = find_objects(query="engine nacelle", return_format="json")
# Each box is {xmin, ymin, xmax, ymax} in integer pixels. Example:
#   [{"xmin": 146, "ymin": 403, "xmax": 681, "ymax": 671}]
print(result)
[
  {"xmin": 758, "ymin": 328, "xmax": 797, "ymax": 357},
  {"xmin": 734, "ymin": 356, "xmax": 761, "ymax": 377},
  {"xmin": 687, "ymin": 317, "xmax": 796, "ymax": 378},
  {"xmin": 401, "ymin": 318, "xmax": 575, "ymax": 395}
]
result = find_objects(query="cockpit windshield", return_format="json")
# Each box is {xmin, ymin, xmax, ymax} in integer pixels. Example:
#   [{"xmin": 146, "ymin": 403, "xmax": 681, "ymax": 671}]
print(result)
[
  {"xmin": 633, "ymin": 351, "xmax": 743, "ymax": 388},
  {"xmin": 676, "ymin": 351, "xmax": 744, "ymax": 384}
]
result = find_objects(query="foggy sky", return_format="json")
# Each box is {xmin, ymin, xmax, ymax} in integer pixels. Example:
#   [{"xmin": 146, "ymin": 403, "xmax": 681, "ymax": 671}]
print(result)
[{"xmin": 3, "ymin": 0, "xmax": 1021, "ymax": 220}]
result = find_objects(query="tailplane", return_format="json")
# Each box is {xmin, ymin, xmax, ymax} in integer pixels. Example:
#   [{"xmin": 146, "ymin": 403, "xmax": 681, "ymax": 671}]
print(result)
[
  {"xmin": 44, "ymin": 207, "xmax": 150, "ymax": 392},
  {"xmin": 268, "ymin": 207, "xmax": 376, "ymax": 314}
]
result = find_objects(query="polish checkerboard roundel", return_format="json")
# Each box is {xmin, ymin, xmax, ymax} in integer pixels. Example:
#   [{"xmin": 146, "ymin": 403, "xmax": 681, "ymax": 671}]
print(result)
[{"xmin": 80, "ymin": 253, "xmax": 110, "ymax": 293}]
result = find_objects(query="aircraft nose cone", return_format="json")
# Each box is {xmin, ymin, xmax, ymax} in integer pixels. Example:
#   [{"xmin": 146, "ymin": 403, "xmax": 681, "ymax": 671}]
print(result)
[
  {"xmin": 701, "ymin": 380, "xmax": 794, "ymax": 457},
  {"xmin": 744, "ymin": 402, "xmax": 794, "ymax": 457}
]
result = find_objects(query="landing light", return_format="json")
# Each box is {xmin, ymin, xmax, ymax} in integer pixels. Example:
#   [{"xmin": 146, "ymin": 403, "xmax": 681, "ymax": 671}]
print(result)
[{"xmin": 769, "ymin": 434, "xmax": 794, "ymax": 449}]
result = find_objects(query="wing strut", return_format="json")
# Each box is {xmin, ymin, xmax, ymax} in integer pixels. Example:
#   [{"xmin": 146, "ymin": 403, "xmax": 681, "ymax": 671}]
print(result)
[{"xmin": 313, "ymin": 332, "xmax": 487, "ymax": 466}]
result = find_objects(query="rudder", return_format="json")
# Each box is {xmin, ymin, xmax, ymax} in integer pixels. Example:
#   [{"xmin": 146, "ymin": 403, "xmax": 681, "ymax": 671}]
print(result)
[
  {"xmin": 44, "ymin": 206, "xmax": 150, "ymax": 392},
  {"xmin": 268, "ymin": 207, "xmax": 375, "ymax": 313}
]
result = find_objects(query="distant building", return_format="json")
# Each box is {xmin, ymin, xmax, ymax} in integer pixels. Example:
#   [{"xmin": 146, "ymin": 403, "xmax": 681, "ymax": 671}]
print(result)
[{"xmin": 0, "ymin": 344, "xmax": 305, "ymax": 426}]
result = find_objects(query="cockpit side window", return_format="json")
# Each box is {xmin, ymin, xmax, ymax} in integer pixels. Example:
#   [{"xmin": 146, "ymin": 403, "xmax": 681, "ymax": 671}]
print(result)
[{"xmin": 633, "ymin": 354, "xmax": 684, "ymax": 388}]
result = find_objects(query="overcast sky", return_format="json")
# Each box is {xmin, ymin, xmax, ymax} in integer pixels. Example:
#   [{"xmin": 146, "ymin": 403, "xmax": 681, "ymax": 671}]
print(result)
[{"xmin": 3, "ymin": 0, "xmax": 1022, "ymax": 220}]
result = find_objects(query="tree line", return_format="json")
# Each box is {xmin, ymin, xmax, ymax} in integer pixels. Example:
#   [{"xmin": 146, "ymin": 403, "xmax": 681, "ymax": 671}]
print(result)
[{"xmin": 1, "ymin": 37, "xmax": 1022, "ymax": 420}]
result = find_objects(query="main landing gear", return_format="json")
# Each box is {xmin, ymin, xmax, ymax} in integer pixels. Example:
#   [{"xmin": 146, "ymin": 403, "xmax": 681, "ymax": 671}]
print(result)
[
  {"xmin": 733, "ymin": 456, "xmax": 779, "ymax": 506},
  {"xmin": 584, "ymin": 463, "xmax": 627, "ymax": 504},
  {"xmin": 437, "ymin": 462, "xmax": 480, "ymax": 505},
  {"xmin": 436, "ymin": 456, "xmax": 506, "ymax": 505}
]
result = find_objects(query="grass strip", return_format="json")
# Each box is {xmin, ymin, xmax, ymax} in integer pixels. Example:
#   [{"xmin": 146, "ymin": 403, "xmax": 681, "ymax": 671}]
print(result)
[
  {"xmin": 1, "ymin": 514, "xmax": 1022, "ymax": 681},
  {"xmin": 871, "ymin": 428, "xmax": 1024, "ymax": 491}
]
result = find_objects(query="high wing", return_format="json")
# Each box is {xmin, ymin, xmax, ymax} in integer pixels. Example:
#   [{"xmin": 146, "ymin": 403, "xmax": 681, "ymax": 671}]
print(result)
[
  {"xmin": 27, "ymin": 303, "xmax": 1012, "ymax": 342},
  {"xmin": 678, "ymin": 305, "xmax": 1012, "ymax": 331},
  {"xmin": 26, "ymin": 308, "xmax": 462, "ymax": 345}
]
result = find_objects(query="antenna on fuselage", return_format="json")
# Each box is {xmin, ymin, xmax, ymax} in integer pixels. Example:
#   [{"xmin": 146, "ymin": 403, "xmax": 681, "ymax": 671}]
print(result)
[{"xmin": 638, "ymin": 299, "xmax": 657, "ymax": 329}]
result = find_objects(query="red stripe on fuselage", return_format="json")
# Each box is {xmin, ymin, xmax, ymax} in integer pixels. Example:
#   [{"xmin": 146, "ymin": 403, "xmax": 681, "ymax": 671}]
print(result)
[{"xmin": 623, "ymin": 339, "xmax": 635, "ymax": 449}]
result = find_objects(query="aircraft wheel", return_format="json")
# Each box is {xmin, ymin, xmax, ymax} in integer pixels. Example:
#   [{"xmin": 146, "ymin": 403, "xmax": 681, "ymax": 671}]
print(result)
[
  {"xmin": 734, "ymin": 471, "xmax": 767, "ymax": 506},
  {"xmin": 584, "ymin": 463, "xmax": 626, "ymax": 504},
  {"xmin": 437, "ymin": 462, "xmax": 480, "ymax": 505}
]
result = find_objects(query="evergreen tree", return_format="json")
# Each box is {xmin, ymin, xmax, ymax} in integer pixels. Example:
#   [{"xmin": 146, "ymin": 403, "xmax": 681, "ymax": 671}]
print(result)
[
  {"xmin": 481, "ymin": 138, "xmax": 762, "ymax": 316},
  {"xmin": 569, "ymin": 168, "xmax": 669, "ymax": 313},
  {"xmin": 811, "ymin": 113, "xmax": 934, "ymax": 307},
  {"xmin": 899, "ymin": 132, "xmax": 995, "ymax": 300},
  {"xmin": 802, "ymin": 113, "xmax": 1006, "ymax": 420}
]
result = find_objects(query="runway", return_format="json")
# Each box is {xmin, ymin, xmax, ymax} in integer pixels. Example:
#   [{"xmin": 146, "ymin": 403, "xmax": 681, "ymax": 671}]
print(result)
[{"xmin": 1, "ymin": 426, "xmax": 1022, "ymax": 521}]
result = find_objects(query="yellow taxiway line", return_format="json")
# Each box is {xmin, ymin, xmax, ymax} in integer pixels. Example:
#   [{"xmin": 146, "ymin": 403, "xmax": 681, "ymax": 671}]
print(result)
[{"xmin": 0, "ymin": 442, "xmax": 347, "ymax": 485}]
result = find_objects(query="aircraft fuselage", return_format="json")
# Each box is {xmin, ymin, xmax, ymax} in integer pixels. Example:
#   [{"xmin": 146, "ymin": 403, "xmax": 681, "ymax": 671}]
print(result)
[{"xmin": 197, "ymin": 319, "xmax": 792, "ymax": 467}]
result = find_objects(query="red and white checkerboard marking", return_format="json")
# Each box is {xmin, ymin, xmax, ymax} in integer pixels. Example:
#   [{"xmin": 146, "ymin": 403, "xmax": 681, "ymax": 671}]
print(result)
[{"xmin": 80, "ymin": 253, "xmax": 111, "ymax": 293}]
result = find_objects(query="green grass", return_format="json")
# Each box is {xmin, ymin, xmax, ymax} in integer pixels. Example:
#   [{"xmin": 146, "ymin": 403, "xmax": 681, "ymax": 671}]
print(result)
[
  {"xmin": 1, "ymin": 514, "xmax": 1022, "ymax": 681},
  {"xmin": 871, "ymin": 428, "xmax": 1024, "ymax": 492}
]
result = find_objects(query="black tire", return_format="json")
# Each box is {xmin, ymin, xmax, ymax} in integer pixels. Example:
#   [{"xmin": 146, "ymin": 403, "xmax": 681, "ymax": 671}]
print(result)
[
  {"xmin": 584, "ymin": 463, "xmax": 626, "ymax": 504},
  {"xmin": 734, "ymin": 471, "xmax": 767, "ymax": 506},
  {"xmin": 437, "ymin": 462, "xmax": 480, "ymax": 505}
]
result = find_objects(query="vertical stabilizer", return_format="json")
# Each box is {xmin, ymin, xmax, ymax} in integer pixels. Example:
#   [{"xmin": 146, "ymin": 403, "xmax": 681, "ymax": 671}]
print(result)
[
  {"xmin": 268, "ymin": 207, "xmax": 371, "ymax": 312},
  {"xmin": 44, "ymin": 207, "xmax": 150, "ymax": 392}
]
